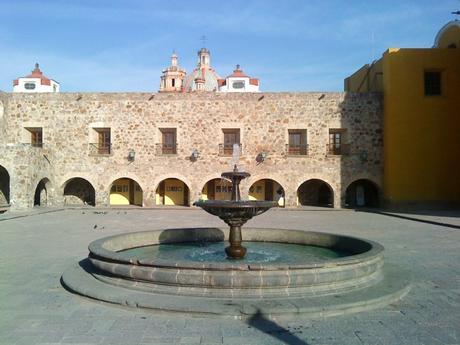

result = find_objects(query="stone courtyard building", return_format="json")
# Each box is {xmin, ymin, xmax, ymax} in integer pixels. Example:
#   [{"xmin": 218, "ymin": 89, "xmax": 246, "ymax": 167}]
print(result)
[{"xmin": 0, "ymin": 90, "xmax": 382, "ymax": 211}]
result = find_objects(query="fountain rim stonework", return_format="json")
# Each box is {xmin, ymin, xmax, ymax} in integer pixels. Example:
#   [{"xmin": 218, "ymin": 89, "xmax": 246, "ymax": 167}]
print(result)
[{"xmin": 62, "ymin": 226, "xmax": 410, "ymax": 317}]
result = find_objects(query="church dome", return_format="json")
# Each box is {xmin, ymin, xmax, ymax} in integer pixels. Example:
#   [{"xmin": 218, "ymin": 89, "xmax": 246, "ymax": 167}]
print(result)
[
  {"xmin": 184, "ymin": 67, "xmax": 221, "ymax": 92},
  {"xmin": 433, "ymin": 20, "xmax": 460, "ymax": 48}
]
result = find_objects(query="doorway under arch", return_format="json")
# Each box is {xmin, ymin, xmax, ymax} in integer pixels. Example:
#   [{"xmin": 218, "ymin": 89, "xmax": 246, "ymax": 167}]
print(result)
[
  {"xmin": 297, "ymin": 179, "xmax": 334, "ymax": 207},
  {"xmin": 63, "ymin": 178, "xmax": 95, "ymax": 206},
  {"xmin": 34, "ymin": 178, "xmax": 51, "ymax": 206},
  {"xmin": 156, "ymin": 178, "xmax": 190, "ymax": 206},
  {"xmin": 109, "ymin": 178, "xmax": 143, "ymax": 206},
  {"xmin": 0, "ymin": 165, "xmax": 10, "ymax": 205},
  {"xmin": 201, "ymin": 178, "xmax": 232, "ymax": 201},
  {"xmin": 345, "ymin": 179, "xmax": 380, "ymax": 208},
  {"xmin": 249, "ymin": 179, "xmax": 285, "ymax": 207}
]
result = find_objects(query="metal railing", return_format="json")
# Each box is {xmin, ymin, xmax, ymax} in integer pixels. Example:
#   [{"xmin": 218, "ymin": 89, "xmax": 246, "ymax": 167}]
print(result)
[
  {"xmin": 89, "ymin": 143, "xmax": 111, "ymax": 155},
  {"xmin": 326, "ymin": 143, "xmax": 350, "ymax": 155},
  {"xmin": 286, "ymin": 144, "xmax": 308, "ymax": 156},
  {"xmin": 156, "ymin": 143, "xmax": 178, "ymax": 155},
  {"xmin": 219, "ymin": 143, "xmax": 242, "ymax": 156}
]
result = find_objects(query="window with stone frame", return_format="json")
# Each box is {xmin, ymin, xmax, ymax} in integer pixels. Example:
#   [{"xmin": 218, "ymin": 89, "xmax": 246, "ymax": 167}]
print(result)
[
  {"xmin": 161, "ymin": 128, "xmax": 177, "ymax": 154},
  {"xmin": 222, "ymin": 129, "xmax": 240, "ymax": 156},
  {"xmin": 328, "ymin": 129, "xmax": 349, "ymax": 155},
  {"xmin": 288, "ymin": 129, "xmax": 307, "ymax": 155},
  {"xmin": 95, "ymin": 128, "xmax": 111, "ymax": 154},
  {"xmin": 27, "ymin": 127, "xmax": 43, "ymax": 147}
]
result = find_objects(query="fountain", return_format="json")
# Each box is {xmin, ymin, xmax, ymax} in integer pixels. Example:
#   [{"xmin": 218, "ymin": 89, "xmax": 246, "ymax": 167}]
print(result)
[
  {"xmin": 194, "ymin": 164, "xmax": 277, "ymax": 259},
  {"xmin": 62, "ymin": 145, "xmax": 410, "ymax": 318}
]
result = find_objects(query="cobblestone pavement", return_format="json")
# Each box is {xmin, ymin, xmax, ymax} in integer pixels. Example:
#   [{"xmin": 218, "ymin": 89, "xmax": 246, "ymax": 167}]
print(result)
[{"xmin": 0, "ymin": 207, "xmax": 459, "ymax": 345}]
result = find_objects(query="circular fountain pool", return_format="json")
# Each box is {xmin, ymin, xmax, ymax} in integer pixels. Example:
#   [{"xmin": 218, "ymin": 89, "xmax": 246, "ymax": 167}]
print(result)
[
  {"xmin": 62, "ymin": 227, "xmax": 410, "ymax": 317},
  {"xmin": 117, "ymin": 241, "xmax": 349, "ymax": 264}
]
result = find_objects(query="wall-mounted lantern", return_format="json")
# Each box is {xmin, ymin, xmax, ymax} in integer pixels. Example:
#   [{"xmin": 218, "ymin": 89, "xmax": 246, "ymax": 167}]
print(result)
[
  {"xmin": 127, "ymin": 149, "xmax": 135, "ymax": 162},
  {"xmin": 256, "ymin": 152, "xmax": 267, "ymax": 163},
  {"xmin": 190, "ymin": 149, "xmax": 200, "ymax": 162}
]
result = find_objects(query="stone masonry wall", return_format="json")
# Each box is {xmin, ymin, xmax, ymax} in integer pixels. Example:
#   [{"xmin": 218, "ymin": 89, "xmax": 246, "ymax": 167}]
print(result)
[{"xmin": 0, "ymin": 92, "xmax": 382, "ymax": 209}]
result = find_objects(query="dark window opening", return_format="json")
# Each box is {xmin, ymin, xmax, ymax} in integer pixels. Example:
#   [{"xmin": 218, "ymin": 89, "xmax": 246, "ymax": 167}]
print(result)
[{"xmin": 424, "ymin": 71, "xmax": 441, "ymax": 96}]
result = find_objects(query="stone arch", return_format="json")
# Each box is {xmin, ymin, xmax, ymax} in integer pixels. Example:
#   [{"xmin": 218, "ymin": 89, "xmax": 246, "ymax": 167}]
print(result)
[
  {"xmin": 248, "ymin": 178, "xmax": 285, "ymax": 207},
  {"xmin": 63, "ymin": 177, "xmax": 96, "ymax": 206},
  {"xmin": 155, "ymin": 178, "xmax": 190, "ymax": 206},
  {"xmin": 297, "ymin": 179, "xmax": 334, "ymax": 207},
  {"xmin": 109, "ymin": 177, "xmax": 143, "ymax": 206},
  {"xmin": 345, "ymin": 179, "xmax": 380, "ymax": 208},
  {"xmin": 201, "ymin": 178, "xmax": 232, "ymax": 201},
  {"xmin": 0, "ymin": 165, "xmax": 10, "ymax": 205},
  {"xmin": 34, "ymin": 178, "xmax": 51, "ymax": 206}
]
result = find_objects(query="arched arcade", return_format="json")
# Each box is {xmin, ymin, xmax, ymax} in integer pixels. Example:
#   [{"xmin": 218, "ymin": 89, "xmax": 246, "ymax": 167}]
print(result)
[{"xmin": 297, "ymin": 179, "xmax": 334, "ymax": 207}]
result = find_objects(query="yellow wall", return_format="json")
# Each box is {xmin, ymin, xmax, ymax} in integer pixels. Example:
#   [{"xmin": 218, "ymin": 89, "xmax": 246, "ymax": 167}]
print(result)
[
  {"xmin": 382, "ymin": 48, "xmax": 460, "ymax": 205},
  {"xmin": 156, "ymin": 179, "xmax": 187, "ymax": 205},
  {"xmin": 201, "ymin": 179, "xmax": 232, "ymax": 201},
  {"xmin": 110, "ymin": 179, "xmax": 143, "ymax": 206},
  {"xmin": 249, "ymin": 180, "xmax": 285, "ymax": 206},
  {"xmin": 249, "ymin": 180, "xmax": 265, "ymax": 201}
]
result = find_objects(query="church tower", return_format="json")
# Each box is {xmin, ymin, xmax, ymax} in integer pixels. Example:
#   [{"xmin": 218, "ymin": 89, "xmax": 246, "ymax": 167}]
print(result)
[
  {"xmin": 183, "ymin": 47, "xmax": 221, "ymax": 92},
  {"xmin": 159, "ymin": 53, "xmax": 186, "ymax": 92},
  {"xmin": 197, "ymin": 48, "xmax": 211, "ymax": 68}
]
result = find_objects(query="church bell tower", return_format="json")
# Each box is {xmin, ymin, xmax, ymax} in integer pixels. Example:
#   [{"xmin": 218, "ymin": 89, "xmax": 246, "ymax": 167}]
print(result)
[{"xmin": 159, "ymin": 53, "xmax": 186, "ymax": 92}]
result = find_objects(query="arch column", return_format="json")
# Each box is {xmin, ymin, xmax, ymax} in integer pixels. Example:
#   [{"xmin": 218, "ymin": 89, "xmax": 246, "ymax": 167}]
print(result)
[
  {"xmin": 96, "ymin": 189, "xmax": 109, "ymax": 207},
  {"xmin": 143, "ymin": 186, "xmax": 156, "ymax": 207},
  {"xmin": 336, "ymin": 186, "xmax": 344, "ymax": 208},
  {"xmin": 284, "ymin": 187, "xmax": 298, "ymax": 207}
]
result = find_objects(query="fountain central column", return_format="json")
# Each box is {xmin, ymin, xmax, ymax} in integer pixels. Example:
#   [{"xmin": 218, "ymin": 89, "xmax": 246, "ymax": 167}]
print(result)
[{"xmin": 226, "ymin": 223, "xmax": 246, "ymax": 258}]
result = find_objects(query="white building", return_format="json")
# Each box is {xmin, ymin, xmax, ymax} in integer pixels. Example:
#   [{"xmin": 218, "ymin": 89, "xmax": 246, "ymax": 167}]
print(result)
[
  {"xmin": 13, "ymin": 63, "xmax": 60, "ymax": 93},
  {"xmin": 218, "ymin": 65, "xmax": 260, "ymax": 93}
]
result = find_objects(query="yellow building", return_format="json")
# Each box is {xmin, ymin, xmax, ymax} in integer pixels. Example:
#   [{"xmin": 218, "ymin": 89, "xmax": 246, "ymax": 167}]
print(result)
[
  {"xmin": 345, "ymin": 20, "xmax": 460, "ymax": 208},
  {"xmin": 155, "ymin": 178, "xmax": 190, "ymax": 206},
  {"xmin": 110, "ymin": 178, "xmax": 143, "ymax": 206}
]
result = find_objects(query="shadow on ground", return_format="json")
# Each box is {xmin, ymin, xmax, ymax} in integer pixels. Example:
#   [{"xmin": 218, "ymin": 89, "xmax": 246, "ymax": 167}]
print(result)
[{"xmin": 247, "ymin": 310, "xmax": 309, "ymax": 345}]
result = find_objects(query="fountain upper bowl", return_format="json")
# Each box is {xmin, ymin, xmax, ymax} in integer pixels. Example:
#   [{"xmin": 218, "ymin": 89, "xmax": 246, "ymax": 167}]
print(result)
[{"xmin": 193, "ymin": 200, "xmax": 278, "ymax": 220}]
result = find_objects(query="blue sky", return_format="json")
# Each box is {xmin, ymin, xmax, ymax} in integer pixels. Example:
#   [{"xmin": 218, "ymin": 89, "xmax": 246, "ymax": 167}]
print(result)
[{"xmin": 0, "ymin": 0, "xmax": 458, "ymax": 92}]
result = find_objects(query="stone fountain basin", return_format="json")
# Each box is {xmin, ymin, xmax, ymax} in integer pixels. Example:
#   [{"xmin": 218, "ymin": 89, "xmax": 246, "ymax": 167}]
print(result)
[
  {"xmin": 87, "ymin": 227, "xmax": 384, "ymax": 298},
  {"xmin": 193, "ymin": 200, "xmax": 278, "ymax": 220}
]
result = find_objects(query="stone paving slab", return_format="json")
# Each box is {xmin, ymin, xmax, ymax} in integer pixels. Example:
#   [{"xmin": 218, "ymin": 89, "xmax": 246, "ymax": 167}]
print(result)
[{"xmin": 0, "ymin": 208, "xmax": 459, "ymax": 344}]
